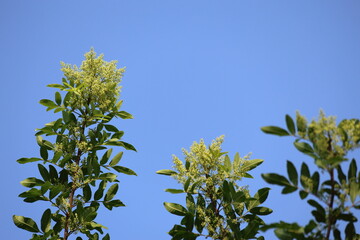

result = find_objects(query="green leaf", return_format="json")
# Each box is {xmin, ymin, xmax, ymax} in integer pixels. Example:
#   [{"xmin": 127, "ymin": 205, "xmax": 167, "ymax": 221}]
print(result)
[
  {"xmin": 164, "ymin": 202, "xmax": 188, "ymax": 216},
  {"xmin": 299, "ymin": 190, "xmax": 308, "ymax": 199},
  {"xmin": 195, "ymin": 194, "xmax": 205, "ymax": 233},
  {"xmin": 17, "ymin": 158, "xmax": 42, "ymax": 164},
  {"xmin": 104, "ymin": 199, "xmax": 125, "ymax": 210},
  {"xmin": 102, "ymin": 233, "xmax": 110, "ymax": 240},
  {"xmin": 104, "ymin": 184, "xmax": 119, "ymax": 202},
  {"xmin": 41, "ymin": 209, "xmax": 51, "ymax": 233},
  {"xmin": 117, "ymin": 111, "xmax": 133, "ymax": 119},
  {"xmin": 109, "ymin": 151, "xmax": 123, "ymax": 166},
  {"xmin": 247, "ymin": 188, "xmax": 271, "ymax": 210},
  {"xmin": 102, "ymin": 234, "xmax": 110, "ymax": 240},
  {"xmin": 333, "ymin": 229, "xmax": 341, "ymax": 240},
  {"xmin": 294, "ymin": 141, "xmax": 314, "ymax": 156},
  {"xmin": 307, "ymin": 199, "xmax": 325, "ymax": 217},
  {"xmin": 184, "ymin": 178, "xmax": 191, "ymax": 192},
  {"xmin": 345, "ymin": 223, "xmax": 355, "ymax": 240},
  {"xmin": 286, "ymin": 160, "xmax": 298, "ymax": 186},
  {"xmin": 39, "ymin": 99, "xmax": 57, "ymax": 109},
  {"xmin": 55, "ymin": 92, "xmax": 61, "ymax": 105},
  {"xmin": 100, "ymin": 148, "xmax": 113, "ymax": 165},
  {"xmin": 311, "ymin": 171, "xmax": 320, "ymax": 194},
  {"xmin": 19, "ymin": 188, "xmax": 43, "ymax": 199},
  {"xmin": 156, "ymin": 169, "xmax": 177, "ymax": 176},
  {"xmin": 222, "ymin": 181, "xmax": 232, "ymax": 203},
  {"xmin": 40, "ymin": 146, "xmax": 48, "ymax": 160},
  {"xmin": 224, "ymin": 155, "xmax": 232, "ymax": 173},
  {"xmin": 49, "ymin": 184, "xmax": 63, "ymax": 200},
  {"xmin": 250, "ymin": 207, "xmax": 273, "ymax": 215},
  {"xmin": 118, "ymin": 141, "xmax": 136, "ymax": 151},
  {"xmin": 83, "ymin": 185, "xmax": 92, "ymax": 202},
  {"xmin": 38, "ymin": 164, "xmax": 50, "ymax": 181},
  {"xmin": 241, "ymin": 221, "xmax": 260, "ymax": 239},
  {"xmin": 94, "ymin": 181, "xmax": 107, "ymax": 201},
  {"xmin": 241, "ymin": 159, "xmax": 263, "ymax": 172},
  {"xmin": 186, "ymin": 194, "xmax": 195, "ymax": 214},
  {"xmin": 285, "ymin": 114, "xmax": 296, "ymax": 135},
  {"xmin": 20, "ymin": 177, "xmax": 44, "ymax": 188},
  {"xmin": 104, "ymin": 124, "xmax": 119, "ymax": 132},
  {"xmin": 261, "ymin": 126, "xmax": 289, "ymax": 136},
  {"xmin": 337, "ymin": 165, "xmax": 347, "ymax": 184},
  {"xmin": 181, "ymin": 213, "xmax": 195, "ymax": 232},
  {"xmin": 13, "ymin": 215, "xmax": 40, "ymax": 233},
  {"xmin": 47, "ymin": 83, "xmax": 64, "ymax": 89},
  {"xmin": 281, "ymin": 186, "xmax": 297, "ymax": 194},
  {"xmin": 338, "ymin": 213, "xmax": 357, "ymax": 222},
  {"xmin": 262, "ymin": 173, "xmax": 291, "ymax": 187},
  {"xmin": 300, "ymin": 162, "xmax": 311, "ymax": 189},
  {"xmin": 348, "ymin": 158, "xmax": 357, "ymax": 181},
  {"xmin": 165, "ymin": 189, "xmax": 185, "ymax": 194},
  {"xmin": 49, "ymin": 165, "xmax": 58, "ymax": 182},
  {"xmin": 112, "ymin": 166, "xmax": 137, "ymax": 176},
  {"xmin": 99, "ymin": 173, "xmax": 117, "ymax": 182},
  {"xmin": 349, "ymin": 180, "xmax": 359, "ymax": 203}
]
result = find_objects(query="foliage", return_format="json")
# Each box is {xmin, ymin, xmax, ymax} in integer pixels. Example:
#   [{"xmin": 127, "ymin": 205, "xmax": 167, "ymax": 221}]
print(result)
[
  {"xmin": 13, "ymin": 49, "xmax": 136, "ymax": 240},
  {"xmin": 157, "ymin": 136, "xmax": 272, "ymax": 240},
  {"xmin": 261, "ymin": 111, "xmax": 360, "ymax": 240}
]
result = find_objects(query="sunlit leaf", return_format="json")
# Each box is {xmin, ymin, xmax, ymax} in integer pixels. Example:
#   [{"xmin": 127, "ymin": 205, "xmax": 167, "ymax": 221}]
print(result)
[
  {"xmin": 261, "ymin": 126, "xmax": 289, "ymax": 136},
  {"xmin": 13, "ymin": 215, "xmax": 40, "ymax": 233},
  {"xmin": 164, "ymin": 202, "xmax": 187, "ymax": 216}
]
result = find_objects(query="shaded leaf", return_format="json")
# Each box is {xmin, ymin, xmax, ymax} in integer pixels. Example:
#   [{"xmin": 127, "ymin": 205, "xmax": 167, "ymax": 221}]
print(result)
[
  {"xmin": 262, "ymin": 173, "xmax": 291, "ymax": 187},
  {"xmin": 55, "ymin": 92, "xmax": 61, "ymax": 105},
  {"xmin": 38, "ymin": 164, "xmax": 50, "ymax": 181},
  {"xmin": 83, "ymin": 185, "xmax": 92, "ymax": 202},
  {"xmin": 94, "ymin": 181, "xmax": 107, "ymax": 201},
  {"xmin": 287, "ymin": 160, "xmax": 298, "ymax": 186},
  {"xmin": 104, "ymin": 124, "xmax": 119, "ymax": 132},
  {"xmin": 41, "ymin": 209, "xmax": 51, "ymax": 232},
  {"xmin": 286, "ymin": 114, "xmax": 296, "ymax": 135},
  {"xmin": 250, "ymin": 207, "xmax": 273, "ymax": 215}
]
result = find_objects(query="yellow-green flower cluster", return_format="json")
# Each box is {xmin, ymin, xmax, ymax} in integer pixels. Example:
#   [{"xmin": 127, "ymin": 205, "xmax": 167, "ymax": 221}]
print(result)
[
  {"xmin": 338, "ymin": 119, "xmax": 360, "ymax": 151},
  {"xmin": 61, "ymin": 48, "xmax": 125, "ymax": 112},
  {"xmin": 172, "ymin": 135, "xmax": 225, "ymax": 186},
  {"xmin": 297, "ymin": 111, "xmax": 360, "ymax": 163},
  {"xmin": 296, "ymin": 111, "xmax": 308, "ymax": 138}
]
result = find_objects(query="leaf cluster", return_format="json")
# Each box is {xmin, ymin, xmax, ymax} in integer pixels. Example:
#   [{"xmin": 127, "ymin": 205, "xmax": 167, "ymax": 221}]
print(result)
[
  {"xmin": 14, "ymin": 49, "xmax": 136, "ymax": 240},
  {"xmin": 158, "ymin": 137, "xmax": 272, "ymax": 240},
  {"xmin": 261, "ymin": 112, "xmax": 360, "ymax": 240}
]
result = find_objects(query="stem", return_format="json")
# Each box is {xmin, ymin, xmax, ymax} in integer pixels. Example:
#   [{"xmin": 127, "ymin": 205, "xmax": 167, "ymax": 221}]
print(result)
[
  {"xmin": 64, "ymin": 116, "xmax": 87, "ymax": 240},
  {"xmin": 325, "ymin": 168, "xmax": 335, "ymax": 240}
]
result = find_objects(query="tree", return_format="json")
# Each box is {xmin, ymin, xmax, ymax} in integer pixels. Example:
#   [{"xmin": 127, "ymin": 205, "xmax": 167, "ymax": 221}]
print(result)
[
  {"xmin": 261, "ymin": 111, "xmax": 360, "ymax": 239},
  {"xmin": 157, "ymin": 136, "xmax": 272, "ymax": 240},
  {"xmin": 13, "ymin": 49, "xmax": 137, "ymax": 240}
]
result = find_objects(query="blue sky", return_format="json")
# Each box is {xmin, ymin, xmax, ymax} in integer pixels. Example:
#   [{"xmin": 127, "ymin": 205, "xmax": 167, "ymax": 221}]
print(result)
[{"xmin": 1, "ymin": 1, "xmax": 360, "ymax": 239}]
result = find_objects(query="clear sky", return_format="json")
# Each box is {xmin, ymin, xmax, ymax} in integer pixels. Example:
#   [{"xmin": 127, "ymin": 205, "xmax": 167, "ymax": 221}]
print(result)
[{"xmin": 1, "ymin": 1, "xmax": 360, "ymax": 239}]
